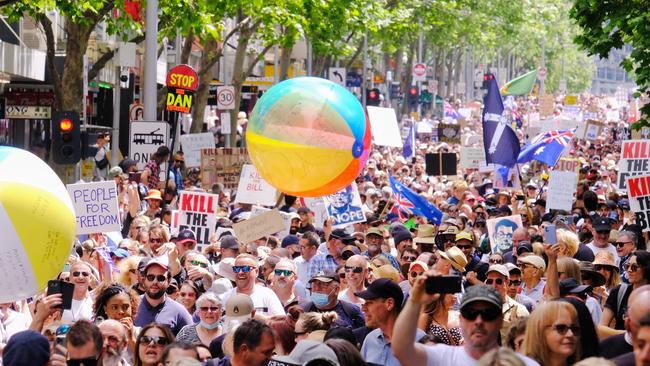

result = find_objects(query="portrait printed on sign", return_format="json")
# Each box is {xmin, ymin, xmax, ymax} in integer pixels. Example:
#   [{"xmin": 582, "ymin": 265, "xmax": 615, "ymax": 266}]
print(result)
[
  {"xmin": 323, "ymin": 183, "xmax": 365, "ymax": 228},
  {"xmin": 487, "ymin": 214, "xmax": 523, "ymax": 254}
]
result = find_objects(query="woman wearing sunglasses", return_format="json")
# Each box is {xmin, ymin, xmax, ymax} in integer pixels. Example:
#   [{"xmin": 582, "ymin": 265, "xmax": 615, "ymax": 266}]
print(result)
[
  {"xmin": 134, "ymin": 323, "xmax": 175, "ymax": 366},
  {"xmin": 177, "ymin": 293, "xmax": 223, "ymax": 346},
  {"xmin": 177, "ymin": 281, "xmax": 200, "ymax": 316},
  {"xmin": 522, "ymin": 301, "xmax": 581, "ymax": 366},
  {"xmin": 600, "ymin": 250, "xmax": 650, "ymax": 330}
]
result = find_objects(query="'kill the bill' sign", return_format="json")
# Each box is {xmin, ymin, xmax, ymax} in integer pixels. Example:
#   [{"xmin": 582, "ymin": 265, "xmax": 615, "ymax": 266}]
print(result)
[
  {"xmin": 627, "ymin": 174, "xmax": 650, "ymax": 231},
  {"xmin": 166, "ymin": 64, "xmax": 199, "ymax": 114},
  {"xmin": 178, "ymin": 191, "xmax": 218, "ymax": 246}
]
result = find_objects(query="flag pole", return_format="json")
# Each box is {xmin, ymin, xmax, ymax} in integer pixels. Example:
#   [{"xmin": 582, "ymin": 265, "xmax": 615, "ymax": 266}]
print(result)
[{"xmin": 515, "ymin": 164, "xmax": 533, "ymax": 224}]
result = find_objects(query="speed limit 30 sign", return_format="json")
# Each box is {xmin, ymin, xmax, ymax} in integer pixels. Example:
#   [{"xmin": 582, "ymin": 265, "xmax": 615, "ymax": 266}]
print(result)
[{"xmin": 217, "ymin": 86, "xmax": 235, "ymax": 110}]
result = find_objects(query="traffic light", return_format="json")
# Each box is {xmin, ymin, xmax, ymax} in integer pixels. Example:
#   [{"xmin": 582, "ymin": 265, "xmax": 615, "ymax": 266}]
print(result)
[
  {"xmin": 481, "ymin": 73, "xmax": 494, "ymax": 90},
  {"xmin": 366, "ymin": 88, "xmax": 381, "ymax": 106},
  {"xmin": 51, "ymin": 111, "xmax": 81, "ymax": 164},
  {"xmin": 408, "ymin": 86, "xmax": 419, "ymax": 108}
]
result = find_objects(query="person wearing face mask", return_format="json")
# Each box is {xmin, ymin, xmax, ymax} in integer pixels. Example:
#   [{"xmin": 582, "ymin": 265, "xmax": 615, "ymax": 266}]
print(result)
[
  {"xmin": 301, "ymin": 270, "xmax": 365, "ymax": 329},
  {"xmin": 280, "ymin": 235, "xmax": 302, "ymax": 259},
  {"xmin": 269, "ymin": 259, "xmax": 301, "ymax": 312},
  {"xmin": 176, "ymin": 293, "xmax": 223, "ymax": 347}
]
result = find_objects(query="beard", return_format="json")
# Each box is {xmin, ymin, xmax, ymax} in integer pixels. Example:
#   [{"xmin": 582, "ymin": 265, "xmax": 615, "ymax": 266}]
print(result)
[
  {"xmin": 102, "ymin": 348, "xmax": 125, "ymax": 366},
  {"xmin": 146, "ymin": 287, "xmax": 166, "ymax": 299}
]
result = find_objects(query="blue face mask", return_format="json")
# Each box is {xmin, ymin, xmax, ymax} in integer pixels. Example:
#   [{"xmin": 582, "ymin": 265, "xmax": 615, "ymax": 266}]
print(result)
[
  {"xmin": 310, "ymin": 292, "xmax": 330, "ymax": 308},
  {"xmin": 200, "ymin": 320, "xmax": 221, "ymax": 330}
]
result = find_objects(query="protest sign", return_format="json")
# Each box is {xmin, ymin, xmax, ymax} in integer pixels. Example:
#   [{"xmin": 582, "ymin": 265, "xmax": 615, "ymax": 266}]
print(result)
[
  {"xmin": 233, "ymin": 209, "xmax": 286, "ymax": 244},
  {"xmin": 322, "ymin": 182, "xmax": 365, "ymax": 228},
  {"xmin": 300, "ymin": 197, "xmax": 330, "ymax": 229},
  {"xmin": 366, "ymin": 106, "xmax": 403, "ymax": 147},
  {"xmin": 179, "ymin": 132, "xmax": 215, "ymax": 167},
  {"xmin": 632, "ymin": 126, "xmax": 650, "ymax": 140},
  {"xmin": 425, "ymin": 153, "xmax": 457, "ymax": 176},
  {"xmin": 438, "ymin": 124, "xmax": 461, "ymax": 144},
  {"xmin": 67, "ymin": 181, "xmax": 121, "ymax": 235},
  {"xmin": 178, "ymin": 191, "xmax": 218, "ymax": 246},
  {"xmin": 606, "ymin": 110, "xmax": 620, "ymax": 122},
  {"xmin": 460, "ymin": 147, "xmax": 485, "ymax": 169},
  {"xmin": 487, "ymin": 214, "xmax": 523, "ymax": 254},
  {"xmin": 129, "ymin": 121, "xmax": 169, "ymax": 178},
  {"xmin": 584, "ymin": 120, "xmax": 604, "ymax": 140},
  {"xmin": 554, "ymin": 157, "xmax": 580, "ymax": 174},
  {"xmin": 539, "ymin": 95, "xmax": 554, "ymax": 117},
  {"xmin": 234, "ymin": 164, "xmax": 278, "ymax": 206},
  {"xmin": 617, "ymin": 140, "xmax": 650, "ymax": 191},
  {"xmin": 200, "ymin": 148, "xmax": 250, "ymax": 191},
  {"xmin": 547, "ymin": 170, "xmax": 578, "ymax": 212},
  {"xmin": 627, "ymin": 174, "xmax": 650, "ymax": 231},
  {"xmin": 564, "ymin": 95, "xmax": 578, "ymax": 106}
]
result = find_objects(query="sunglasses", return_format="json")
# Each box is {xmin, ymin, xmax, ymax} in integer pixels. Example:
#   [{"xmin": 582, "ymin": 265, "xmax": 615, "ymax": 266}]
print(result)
[
  {"xmin": 594, "ymin": 265, "xmax": 611, "ymax": 272},
  {"xmin": 175, "ymin": 160, "xmax": 184, "ymax": 163},
  {"xmin": 274, "ymin": 269, "xmax": 293, "ymax": 277},
  {"xmin": 489, "ymin": 258, "xmax": 503, "ymax": 264},
  {"xmin": 615, "ymin": 241, "xmax": 632, "ymax": 248},
  {"xmin": 145, "ymin": 274, "xmax": 167, "ymax": 282},
  {"xmin": 140, "ymin": 335, "xmax": 170, "ymax": 346},
  {"xmin": 625, "ymin": 263, "xmax": 639, "ymax": 272},
  {"xmin": 410, "ymin": 271, "xmax": 423, "ymax": 277},
  {"xmin": 72, "ymin": 271, "xmax": 90, "ymax": 278},
  {"xmin": 233, "ymin": 265, "xmax": 254, "ymax": 273},
  {"xmin": 485, "ymin": 278, "xmax": 504, "ymax": 285},
  {"xmin": 508, "ymin": 280, "xmax": 522, "ymax": 286},
  {"xmin": 549, "ymin": 324, "xmax": 580, "ymax": 336},
  {"xmin": 190, "ymin": 260, "xmax": 208, "ymax": 269},
  {"xmin": 456, "ymin": 245, "xmax": 472, "ymax": 250},
  {"xmin": 67, "ymin": 357, "xmax": 98, "ymax": 366},
  {"xmin": 344, "ymin": 266, "xmax": 364, "ymax": 273},
  {"xmin": 402, "ymin": 256, "xmax": 417, "ymax": 262},
  {"xmin": 199, "ymin": 306, "xmax": 220, "ymax": 312},
  {"xmin": 149, "ymin": 238, "xmax": 163, "ymax": 244},
  {"xmin": 461, "ymin": 306, "xmax": 501, "ymax": 321}
]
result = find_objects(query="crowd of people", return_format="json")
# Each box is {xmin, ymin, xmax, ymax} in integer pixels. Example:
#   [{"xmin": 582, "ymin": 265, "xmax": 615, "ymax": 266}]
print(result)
[{"xmin": 1, "ymin": 92, "xmax": 649, "ymax": 366}]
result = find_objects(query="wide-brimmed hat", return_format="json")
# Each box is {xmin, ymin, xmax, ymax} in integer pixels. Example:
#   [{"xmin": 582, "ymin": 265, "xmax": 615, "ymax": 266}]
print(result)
[
  {"xmin": 593, "ymin": 251, "xmax": 618, "ymax": 270},
  {"xmin": 579, "ymin": 261, "xmax": 606, "ymax": 287},
  {"xmin": 439, "ymin": 246, "xmax": 468, "ymax": 272},
  {"xmin": 144, "ymin": 189, "xmax": 162, "ymax": 201},
  {"xmin": 414, "ymin": 224, "xmax": 436, "ymax": 244}
]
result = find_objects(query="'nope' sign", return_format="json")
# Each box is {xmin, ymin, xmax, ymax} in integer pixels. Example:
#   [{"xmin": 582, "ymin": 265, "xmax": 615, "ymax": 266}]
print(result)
[{"xmin": 166, "ymin": 64, "xmax": 199, "ymax": 114}]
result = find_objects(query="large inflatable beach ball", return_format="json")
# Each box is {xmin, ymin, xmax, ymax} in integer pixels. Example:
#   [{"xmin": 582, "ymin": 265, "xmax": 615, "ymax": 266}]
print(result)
[
  {"xmin": 246, "ymin": 77, "xmax": 371, "ymax": 197},
  {"xmin": 0, "ymin": 146, "xmax": 76, "ymax": 302}
]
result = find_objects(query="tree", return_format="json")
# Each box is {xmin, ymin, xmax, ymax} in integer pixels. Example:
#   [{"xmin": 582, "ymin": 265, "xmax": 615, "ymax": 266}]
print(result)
[{"xmin": 571, "ymin": 0, "xmax": 649, "ymax": 127}]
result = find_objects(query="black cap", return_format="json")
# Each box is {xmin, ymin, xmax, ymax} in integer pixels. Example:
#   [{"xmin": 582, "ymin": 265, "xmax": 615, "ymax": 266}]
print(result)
[
  {"xmin": 137, "ymin": 257, "xmax": 151, "ymax": 274},
  {"xmin": 297, "ymin": 206, "xmax": 310, "ymax": 214},
  {"xmin": 534, "ymin": 199, "xmax": 546, "ymax": 208},
  {"xmin": 355, "ymin": 278, "xmax": 404, "ymax": 311},
  {"xmin": 592, "ymin": 216, "xmax": 611, "ymax": 232},
  {"xmin": 559, "ymin": 278, "xmax": 592, "ymax": 297},
  {"xmin": 393, "ymin": 230, "xmax": 413, "ymax": 245},
  {"xmin": 281, "ymin": 235, "xmax": 300, "ymax": 248},
  {"xmin": 516, "ymin": 241, "xmax": 533, "ymax": 256},
  {"xmin": 330, "ymin": 229, "xmax": 353, "ymax": 241},
  {"xmin": 177, "ymin": 229, "xmax": 197, "ymax": 243},
  {"xmin": 460, "ymin": 285, "xmax": 503, "ymax": 311},
  {"xmin": 220, "ymin": 235, "xmax": 240, "ymax": 250}
]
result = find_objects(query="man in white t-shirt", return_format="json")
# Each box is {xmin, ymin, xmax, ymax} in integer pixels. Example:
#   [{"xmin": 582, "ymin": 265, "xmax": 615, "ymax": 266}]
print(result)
[
  {"xmin": 587, "ymin": 216, "xmax": 619, "ymax": 266},
  {"xmin": 393, "ymin": 273, "xmax": 539, "ymax": 366},
  {"xmin": 61, "ymin": 261, "xmax": 95, "ymax": 324},
  {"xmin": 221, "ymin": 254, "xmax": 285, "ymax": 318}
]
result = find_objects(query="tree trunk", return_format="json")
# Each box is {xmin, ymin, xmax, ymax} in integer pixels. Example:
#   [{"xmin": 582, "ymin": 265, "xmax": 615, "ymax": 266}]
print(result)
[
  {"xmin": 436, "ymin": 48, "xmax": 445, "ymax": 97},
  {"xmin": 181, "ymin": 29, "xmax": 194, "ymax": 65},
  {"xmin": 279, "ymin": 45, "xmax": 292, "ymax": 81},
  {"xmin": 229, "ymin": 24, "xmax": 254, "ymax": 145},
  {"xmin": 401, "ymin": 41, "xmax": 415, "ymax": 117},
  {"xmin": 191, "ymin": 39, "xmax": 219, "ymax": 133},
  {"xmin": 61, "ymin": 20, "xmax": 93, "ymax": 112},
  {"xmin": 392, "ymin": 45, "xmax": 404, "ymax": 111}
]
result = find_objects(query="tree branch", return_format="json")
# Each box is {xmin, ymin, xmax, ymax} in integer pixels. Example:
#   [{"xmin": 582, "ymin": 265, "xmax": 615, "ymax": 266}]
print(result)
[
  {"xmin": 345, "ymin": 38, "xmax": 365, "ymax": 69},
  {"xmin": 244, "ymin": 43, "xmax": 274, "ymax": 78},
  {"xmin": 37, "ymin": 13, "xmax": 63, "ymax": 110},
  {"xmin": 88, "ymin": 33, "xmax": 146, "ymax": 80}
]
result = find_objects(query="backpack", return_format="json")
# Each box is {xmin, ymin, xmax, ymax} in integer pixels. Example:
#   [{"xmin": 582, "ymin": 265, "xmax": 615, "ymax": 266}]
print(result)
[{"xmin": 616, "ymin": 283, "xmax": 630, "ymax": 319}]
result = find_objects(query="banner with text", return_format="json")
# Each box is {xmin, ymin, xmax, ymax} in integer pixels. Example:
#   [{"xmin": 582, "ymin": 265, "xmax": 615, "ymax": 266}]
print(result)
[
  {"xmin": 546, "ymin": 170, "xmax": 578, "ymax": 212},
  {"xmin": 627, "ymin": 174, "xmax": 650, "ymax": 232},
  {"xmin": 178, "ymin": 191, "xmax": 218, "ymax": 246},
  {"xmin": 322, "ymin": 182, "xmax": 365, "ymax": 228},
  {"xmin": 179, "ymin": 133, "xmax": 216, "ymax": 167},
  {"xmin": 67, "ymin": 181, "xmax": 121, "ymax": 235},
  {"xmin": 617, "ymin": 140, "xmax": 650, "ymax": 191},
  {"xmin": 235, "ymin": 164, "xmax": 278, "ymax": 206}
]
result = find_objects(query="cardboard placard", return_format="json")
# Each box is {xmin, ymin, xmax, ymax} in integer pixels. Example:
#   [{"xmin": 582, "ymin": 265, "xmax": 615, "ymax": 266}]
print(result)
[
  {"xmin": 234, "ymin": 164, "xmax": 278, "ymax": 206},
  {"xmin": 67, "ymin": 181, "xmax": 121, "ymax": 235},
  {"xmin": 233, "ymin": 209, "xmax": 286, "ymax": 244},
  {"xmin": 627, "ymin": 174, "xmax": 650, "ymax": 231},
  {"xmin": 366, "ymin": 106, "xmax": 403, "ymax": 147},
  {"xmin": 200, "ymin": 148, "xmax": 250, "ymax": 191},
  {"xmin": 460, "ymin": 147, "xmax": 486, "ymax": 169},
  {"xmin": 547, "ymin": 170, "xmax": 578, "ymax": 212},
  {"xmin": 584, "ymin": 120, "xmax": 604, "ymax": 141},
  {"xmin": 539, "ymin": 95, "xmax": 554, "ymax": 117},
  {"xmin": 178, "ymin": 191, "xmax": 218, "ymax": 246},
  {"xmin": 425, "ymin": 153, "xmax": 457, "ymax": 176},
  {"xmin": 487, "ymin": 214, "xmax": 524, "ymax": 254},
  {"xmin": 438, "ymin": 124, "xmax": 461, "ymax": 144},
  {"xmin": 300, "ymin": 197, "xmax": 329, "ymax": 229},
  {"xmin": 322, "ymin": 183, "xmax": 366, "ymax": 228},
  {"xmin": 179, "ymin": 132, "xmax": 216, "ymax": 167},
  {"xmin": 554, "ymin": 158, "xmax": 580, "ymax": 174},
  {"xmin": 617, "ymin": 140, "xmax": 650, "ymax": 191}
]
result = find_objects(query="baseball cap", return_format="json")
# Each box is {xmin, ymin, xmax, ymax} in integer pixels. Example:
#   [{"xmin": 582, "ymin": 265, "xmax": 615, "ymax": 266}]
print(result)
[
  {"xmin": 559, "ymin": 278, "xmax": 592, "ymax": 297},
  {"xmin": 409, "ymin": 260, "xmax": 429, "ymax": 272},
  {"xmin": 355, "ymin": 278, "xmax": 404, "ymax": 311},
  {"xmin": 177, "ymin": 229, "xmax": 197, "ymax": 244},
  {"xmin": 144, "ymin": 258, "xmax": 169, "ymax": 272},
  {"xmin": 455, "ymin": 231, "xmax": 474, "ymax": 243},
  {"xmin": 487, "ymin": 264, "xmax": 510, "ymax": 278},
  {"xmin": 460, "ymin": 285, "xmax": 503, "ymax": 312},
  {"xmin": 220, "ymin": 235, "xmax": 240, "ymax": 250},
  {"xmin": 309, "ymin": 270, "xmax": 340, "ymax": 284},
  {"xmin": 504, "ymin": 263, "xmax": 520, "ymax": 274},
  {"xmin": 518, "ymin": 255, "xmax": 546, "ymax": 271},
  {"xmin": 341, "ymin": 245, "xmax": 361, "ymax": 258},
  {"xmin": 593, "ymin": 216, "xmax": 612, "ymax": 232},
  {"xmin": 2, "ymin": 330, "xmax": 51, "ymax": 366},
  {"xmin": 516, "ymin": 241, "xmax": 533, "ymax": 256},
  {"xmin": 297, "ymin": 206, "xmax": 310, "ymax": 214},
  {"xmin": 270, "ymin": 340, "xmax": 339, "ymax": 366},
  {"xmin": 111, "ymin": 248, "xmax": 129, "ymax": 259},
  {"xmin": 365, "ymin": 227, "xmax": 384, "ymax": 238},
  {"xmin": 330, "ymin": 229, "xmax": 353, "ymax": 241},
  {"xmin": 224, "ymin": 294, "xmax": 254, "ymax": 332},
  {"xmin": 281, "ymin": 235, "xmax": 300, "ymax": 248}
]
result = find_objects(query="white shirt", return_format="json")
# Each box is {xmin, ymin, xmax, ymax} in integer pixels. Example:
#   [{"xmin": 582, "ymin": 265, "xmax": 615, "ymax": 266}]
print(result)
[
  {"xmin": 586, "ymin": 295, "xmax": 603, "ymax": 325},
  {"xmin": 587, "ymin": 242, "xmax": 620, "ymax": 266},
  {"xmin": 425, "ymin": 344, "xmax": 540, "ymax": 366},
  {"xmin": 0, "ymin": 309, "xmax": 31, "ymax": 343},
  {"xmin": 221, "ymin": 284, "xmax": 285, "ymax": 316},
  {"xmin": 338, "ymin": 288, "xmax": 364, "ymax": 306},
  {"xmin": 61, "ymin": 294, "xmax": 94, "ymax": 324},
  {"xmin": 294, "ymin": 256, "xmax": 312, "ymax": 285}
]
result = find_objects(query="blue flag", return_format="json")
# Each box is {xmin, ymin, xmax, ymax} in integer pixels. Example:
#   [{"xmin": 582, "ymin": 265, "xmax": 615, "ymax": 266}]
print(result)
[
  {"xmin": 403, "ymin": 125, "xmax": 415, "ymax": 160},
  {"xmin": 518, "ymin": 129, "xmax": 575, "ymax": 167},
  {"xmin": 389, "ymin": 176, "xmax": 443, "ymax": 225},
  {"xmin": 482, "ymin": 77, "xmax": 520, "ymax": 167}
]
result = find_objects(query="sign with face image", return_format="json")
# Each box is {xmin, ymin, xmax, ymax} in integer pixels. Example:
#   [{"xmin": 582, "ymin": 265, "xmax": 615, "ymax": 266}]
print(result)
[{"xmin": 487, "ymin": 214, "xmax": 523, "ymax": 254}]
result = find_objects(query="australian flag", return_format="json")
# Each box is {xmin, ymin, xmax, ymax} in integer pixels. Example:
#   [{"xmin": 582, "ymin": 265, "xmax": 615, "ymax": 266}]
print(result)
[
  {"xmin": 482, "ymin": 76, "xmax": 520, "ymax": 167},
  {"xmin": 403, "ymin": 125, "xmax": 415, "ymax": 160},
  {"xmin": 444, "ymin": 101, "xmax": 461, "ymax": 119},
  {"xmin": 518, "ymin": 129, "xmax": 575, "ymax": 167},
  {"xmin": 389, "ymin": 176, "xmax": 443, "ymax": 225}
]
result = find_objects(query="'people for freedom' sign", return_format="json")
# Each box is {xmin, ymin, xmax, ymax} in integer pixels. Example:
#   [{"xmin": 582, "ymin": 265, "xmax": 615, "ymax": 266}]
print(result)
[
  {"xmin": 627, "ymin": 174, "xmax": 650, "ymax": 232},
  {"xmin": 67, "ymin": 181, "xmax": 121, "ymax": 235},
  {"xmin": 178, "ymin": 191, "xmax": 218, "ymax": 246}
]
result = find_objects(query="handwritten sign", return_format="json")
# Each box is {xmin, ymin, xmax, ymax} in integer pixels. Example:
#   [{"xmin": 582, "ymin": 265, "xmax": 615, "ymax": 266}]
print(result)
[
  {"xmin": 301, "ymin": 197, "xmax": 330, "ymax": 229},
  {"xmin": 200, "ymin": 148, "xmax": 250, "ymax": 191},
  {"xmin": 178, "ymin": 191, "xmax": 218, "ymax": 247},
  {"xmin": 460, "ymin": 147, "xmax": 486, "ymax": 169},
  {"xmin": 547, "ymin": 170, "xmax": 578, "ymax": 212},
  {"xmin": 67, "ymin": 181, "xmax": 121, "ymax": 235},
  {"xmin": 179, "ymin": 132, "xmax": 215, "ymax": 167},
  {"xmin": 233, "ymin": 209, "xmax": 286, "ymax": 244},
  {"xmin": 539, "ymin": 95, "xmax": 554, "ymax": 117},
  {"xmin": 627, "ymin": 174, "xmax": 650, "ymax": 231},
  {"xmin": 322, "ymin": 182, "xmax": 366, "ymax": 228},
  {"xmin": 234, "ymin": 164, "xmax": 278, "ymax": 206},
  {"xmin": 617, "ymin": 140, "xmax": 650, "ymax": 191}
]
